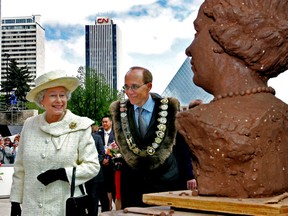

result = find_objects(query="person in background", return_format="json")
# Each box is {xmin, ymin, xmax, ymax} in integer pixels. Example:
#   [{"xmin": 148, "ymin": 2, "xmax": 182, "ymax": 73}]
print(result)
[
  {"xmin": 96, "ymin": 116, "xmax": 116, "ymax": 210},
  {"xmin": 110, "ymin": 66, "xmax": 197, "ymax": 208},
  {"xmin": 91, "ymin": 124, "xmax": 99, "ymax": 134},
  {"xmin": 12, "ymin": 134, "xmax": 20, "ymax": 159},
  {"xmin": 10, "ymin": 70, "xmax": 100, "ymax": 216},
  {"xmin": 3, "ymin": 137, "xmax": 15, "ymax": 164},
  {"xmin": 9, "ymin": 90, "xmax": 18, "ymax": 111},
  {"xmin": 4, "ymin": 137, "xmax": 12, "ymax": 146},
  {"xmin": 13, "ymin": 134, "xmax": 20, "ymax": 142},
  {"xmin": 0, "ymin": 136, "xmax": 12, "ymax": 164},
  {"xmin": 85, "ymin": 132, "xmax": 110, "ymax": 215},
  {"xmin": 0, "ymin": 135, "xmax": 5, "ymax": 164}
]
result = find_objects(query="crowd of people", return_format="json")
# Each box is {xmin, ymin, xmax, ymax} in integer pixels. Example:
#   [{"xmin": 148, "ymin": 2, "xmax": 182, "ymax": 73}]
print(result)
[{"xmin": 0, "ymin": 134, "xmax": 20, "ymax": 164}]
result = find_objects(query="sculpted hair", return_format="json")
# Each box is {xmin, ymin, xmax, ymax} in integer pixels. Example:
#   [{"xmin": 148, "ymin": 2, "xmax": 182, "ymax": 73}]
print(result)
[{"xmin": 204, "ymin": 0, "xmax": 288, "ymax": 78}]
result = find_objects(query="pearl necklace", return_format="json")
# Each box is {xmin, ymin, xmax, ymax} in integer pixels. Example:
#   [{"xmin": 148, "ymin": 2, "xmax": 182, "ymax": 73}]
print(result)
[
  {"xmin": 211, "ymin": 86, "xmax": 275, "ymax": 102},
  {"xmin": 118, "ymin": 90, "xmax": 168, "ymax": 157}
]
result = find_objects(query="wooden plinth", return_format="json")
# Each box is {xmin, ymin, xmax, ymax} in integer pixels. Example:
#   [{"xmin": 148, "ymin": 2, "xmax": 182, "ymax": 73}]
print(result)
[{"xmin": 143, "ymin": 190, "xmax": 288, "ymax": 215}]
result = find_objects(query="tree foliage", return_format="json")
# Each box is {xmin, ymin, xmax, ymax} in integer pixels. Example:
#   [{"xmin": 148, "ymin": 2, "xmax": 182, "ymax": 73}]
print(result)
[
  {"xmin": 25, "ymin": 101, "xmax": 45, "ymax": 114},
  {"xmin": 68, "ymin": 67, "xmax": 118, "ymax": 125},
  {"xmin": 0, "ymin": 59, "xmax": 33, "ymax": 104}
]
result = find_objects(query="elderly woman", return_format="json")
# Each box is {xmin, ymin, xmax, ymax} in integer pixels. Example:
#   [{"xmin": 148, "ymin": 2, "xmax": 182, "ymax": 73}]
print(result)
[
  {"xmin": 176, "ymin": 0, "xmax": 288, "ymax": 198},
  {"xmin": 10, "ymin": 70, "xmax": 100, "ymax": 215}
]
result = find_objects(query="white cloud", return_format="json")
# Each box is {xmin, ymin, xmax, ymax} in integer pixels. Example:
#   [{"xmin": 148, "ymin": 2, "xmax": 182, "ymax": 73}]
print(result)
[
  {"xmin": 45, "ymin": 36, "xmax": 85, "ymax": 75},
  {"xmin": 2, "ymin": 0, "xmax": 155, "ymax": 25},
  {"xmin": 2, "ymin": 0, "xmax": 201, "ymax": 94},
  {"xmin": 268, "ymin": 73, "xmax": 288, "ymax": 103}
]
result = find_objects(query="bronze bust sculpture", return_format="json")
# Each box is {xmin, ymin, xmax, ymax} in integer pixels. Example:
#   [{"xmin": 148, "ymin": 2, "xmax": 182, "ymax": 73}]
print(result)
[{"xmin": 177, "ymin": 0, "xmax": 288, "ymax": 198}]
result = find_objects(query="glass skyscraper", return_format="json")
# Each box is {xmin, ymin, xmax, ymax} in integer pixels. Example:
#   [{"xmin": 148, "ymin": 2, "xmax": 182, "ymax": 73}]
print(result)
[
  {"xmin": 162, "ymin": 57, "xmax": 213, "ymax": 109},
  {"xmin": 85, "ymin": 17, "xmax": 120, "ymax": 91}
]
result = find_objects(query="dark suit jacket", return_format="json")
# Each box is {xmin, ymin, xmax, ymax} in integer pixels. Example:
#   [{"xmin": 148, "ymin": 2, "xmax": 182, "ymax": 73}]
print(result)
[
  {"xmin": 96, "ymin": 128, "xmax": 115, "ymax": 147},
  {"xmin": 87, "ymin": 133, "xmax": 105, "ymax": 182},
  {"xmin": 96, "ymin": 128, "xmax": 116, "ymax": 195},
  {"xmin": 85, "ymin": 133, "xmax": 110, "ymax": 214}
]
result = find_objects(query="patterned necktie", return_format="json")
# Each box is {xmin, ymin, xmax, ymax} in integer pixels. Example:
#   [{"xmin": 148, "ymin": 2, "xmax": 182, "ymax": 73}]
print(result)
[{"xmin": 138, "ymin": 107, "xmax": 147, "ymax": 137}]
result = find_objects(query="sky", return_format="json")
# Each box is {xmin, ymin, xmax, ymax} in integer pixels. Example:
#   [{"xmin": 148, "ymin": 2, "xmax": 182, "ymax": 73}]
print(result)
[{"xmin": 1, "ymin": 0, "xmax": 287, "ymax": 103}]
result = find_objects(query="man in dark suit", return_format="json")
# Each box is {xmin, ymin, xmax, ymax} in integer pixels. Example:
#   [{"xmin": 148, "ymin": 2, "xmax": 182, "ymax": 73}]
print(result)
[
  {"xmin": 110, "ymin": 66, "xmax": 196, "ymax": 208},
  {"xmin": 96, "ymin": 116, "xmax": 116, "ymax": 210},
  {"xmin": 85, "ymin": 133, "xmax": 110, "ymax": 215}
]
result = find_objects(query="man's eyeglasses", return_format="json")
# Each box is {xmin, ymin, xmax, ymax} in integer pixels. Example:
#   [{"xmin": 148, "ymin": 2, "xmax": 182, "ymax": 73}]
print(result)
[{"xmin": 123, "ymin": 83, "xmax": 148, "ymax": 91}]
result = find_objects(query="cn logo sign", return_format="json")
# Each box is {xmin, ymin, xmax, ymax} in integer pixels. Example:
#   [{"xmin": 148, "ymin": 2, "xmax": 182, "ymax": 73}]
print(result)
[{"xmin": 97, "ymin": 17, "xmax": 111, "ymax": 24}]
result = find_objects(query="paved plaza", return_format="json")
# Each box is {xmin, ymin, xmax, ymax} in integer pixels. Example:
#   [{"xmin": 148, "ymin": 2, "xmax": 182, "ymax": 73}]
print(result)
[{"xmin": 0, "ymin": 197, "xmax": 10, "ymax": 216}]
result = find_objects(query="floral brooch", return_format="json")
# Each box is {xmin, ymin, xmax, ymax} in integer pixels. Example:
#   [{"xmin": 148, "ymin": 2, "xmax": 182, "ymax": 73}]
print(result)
[{"xmin": 69, "ymin": 122, "xmax": 77, "ymax": 129}]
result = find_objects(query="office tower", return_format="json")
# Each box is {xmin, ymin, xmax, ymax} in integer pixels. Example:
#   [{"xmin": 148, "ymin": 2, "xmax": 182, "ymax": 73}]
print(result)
[
  {"xmin": 1, "ymin": 15, "xmax": 45, "ymax": 88},
  {"xmin": 85, "ymin": 17, "xmax": 120, "ymax": 91},
  {"xmin": 162, "ymin": 57, "xmax": 213, "ymax": 110}
]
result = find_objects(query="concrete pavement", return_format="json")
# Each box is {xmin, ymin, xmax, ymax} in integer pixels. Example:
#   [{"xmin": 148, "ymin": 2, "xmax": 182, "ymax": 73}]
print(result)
[
  {"xmin": 0, "ymin": 197, "xmax": 109, "ymax": 215},
  {"xmin": 0, "ymin": 197, "xmax": 10, "ymax": 216}
]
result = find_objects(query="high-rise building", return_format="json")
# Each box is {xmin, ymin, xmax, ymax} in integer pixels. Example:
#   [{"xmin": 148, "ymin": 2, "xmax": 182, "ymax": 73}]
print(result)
[
  {"xmin": 85, "ymin": 17, "xmax": 120, "ymax": 91},
  {"xmin": 162, "ymin": 57, "xmax": 213, "ymax": 110},
  {"xmin": 1, "ymin": 15, "xmax": 45, "ymax": 88}
]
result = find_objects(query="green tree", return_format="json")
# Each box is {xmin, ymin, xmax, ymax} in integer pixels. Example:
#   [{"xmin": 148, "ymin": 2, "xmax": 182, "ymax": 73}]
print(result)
[
  {"xmin": 25, "ymin": 101, "xmax": 45, "ymax": 114},
  {"xmin": 68, "ymin": 67, "xmax": 118, "ymax": 124},
  {"xmin": 0, "ymin": 59, "xmax": 33, "ymax": 103}
]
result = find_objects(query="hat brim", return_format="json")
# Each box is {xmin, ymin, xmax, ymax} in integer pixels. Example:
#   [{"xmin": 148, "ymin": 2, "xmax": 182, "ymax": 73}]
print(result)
[{"xmin": 26, "ymin": 77, "xmax": 79, "ymax": 102}]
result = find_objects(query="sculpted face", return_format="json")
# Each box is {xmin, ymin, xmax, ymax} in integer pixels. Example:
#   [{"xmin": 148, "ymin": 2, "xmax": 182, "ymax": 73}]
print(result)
[{"xmin": 185, "ymin": 5, "xmax": 220, "ymax": 94}]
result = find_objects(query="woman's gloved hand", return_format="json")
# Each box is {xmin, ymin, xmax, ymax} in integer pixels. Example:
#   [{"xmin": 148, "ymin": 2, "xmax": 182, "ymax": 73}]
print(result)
[
  {"xmin": 37, "ymin": 168, "xmax": 68, "ymax": 186},
  {"xmin": 11, "ymin": 202, "xmax": 21, "ymax": 216}
]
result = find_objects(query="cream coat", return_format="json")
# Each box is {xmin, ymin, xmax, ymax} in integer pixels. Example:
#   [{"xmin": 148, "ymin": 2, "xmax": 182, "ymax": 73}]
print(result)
[{"xmin": 10, "ymin": 109, "xmax": 100, "ymax": 216}]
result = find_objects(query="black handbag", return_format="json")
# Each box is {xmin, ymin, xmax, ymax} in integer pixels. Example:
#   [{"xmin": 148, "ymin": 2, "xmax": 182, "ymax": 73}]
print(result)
[{"xmin": 66, "ymin": 167, "xmax": 89, "ymax": 216}]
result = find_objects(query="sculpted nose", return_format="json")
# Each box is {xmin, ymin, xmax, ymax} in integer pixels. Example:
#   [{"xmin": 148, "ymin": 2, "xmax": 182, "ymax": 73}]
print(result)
[{"xmin": 185, "ymin": 43, "xmax": 192, "ymax": 57}]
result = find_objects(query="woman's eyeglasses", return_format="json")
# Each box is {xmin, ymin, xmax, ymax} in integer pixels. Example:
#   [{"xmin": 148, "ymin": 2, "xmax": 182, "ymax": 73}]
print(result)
[{"xmin": 123, "ymin": 83, "xmax": 147, "ymax": 91}]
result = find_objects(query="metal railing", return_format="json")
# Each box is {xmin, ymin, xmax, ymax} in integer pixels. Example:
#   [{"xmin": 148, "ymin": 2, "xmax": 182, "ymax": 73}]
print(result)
[
  {"xmin": 0, "ymin": 101, "xmax": 26, "ymax": 112},
  {"xmin": 0, "ymin": 101, "xmax": 26, "ymax": 125}
]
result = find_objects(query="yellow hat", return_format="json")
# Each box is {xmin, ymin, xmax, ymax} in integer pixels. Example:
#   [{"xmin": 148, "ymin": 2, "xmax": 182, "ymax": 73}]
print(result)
[{"xmin": 26, "ymin": 70, "xmax": 79, "ymax": 102}]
